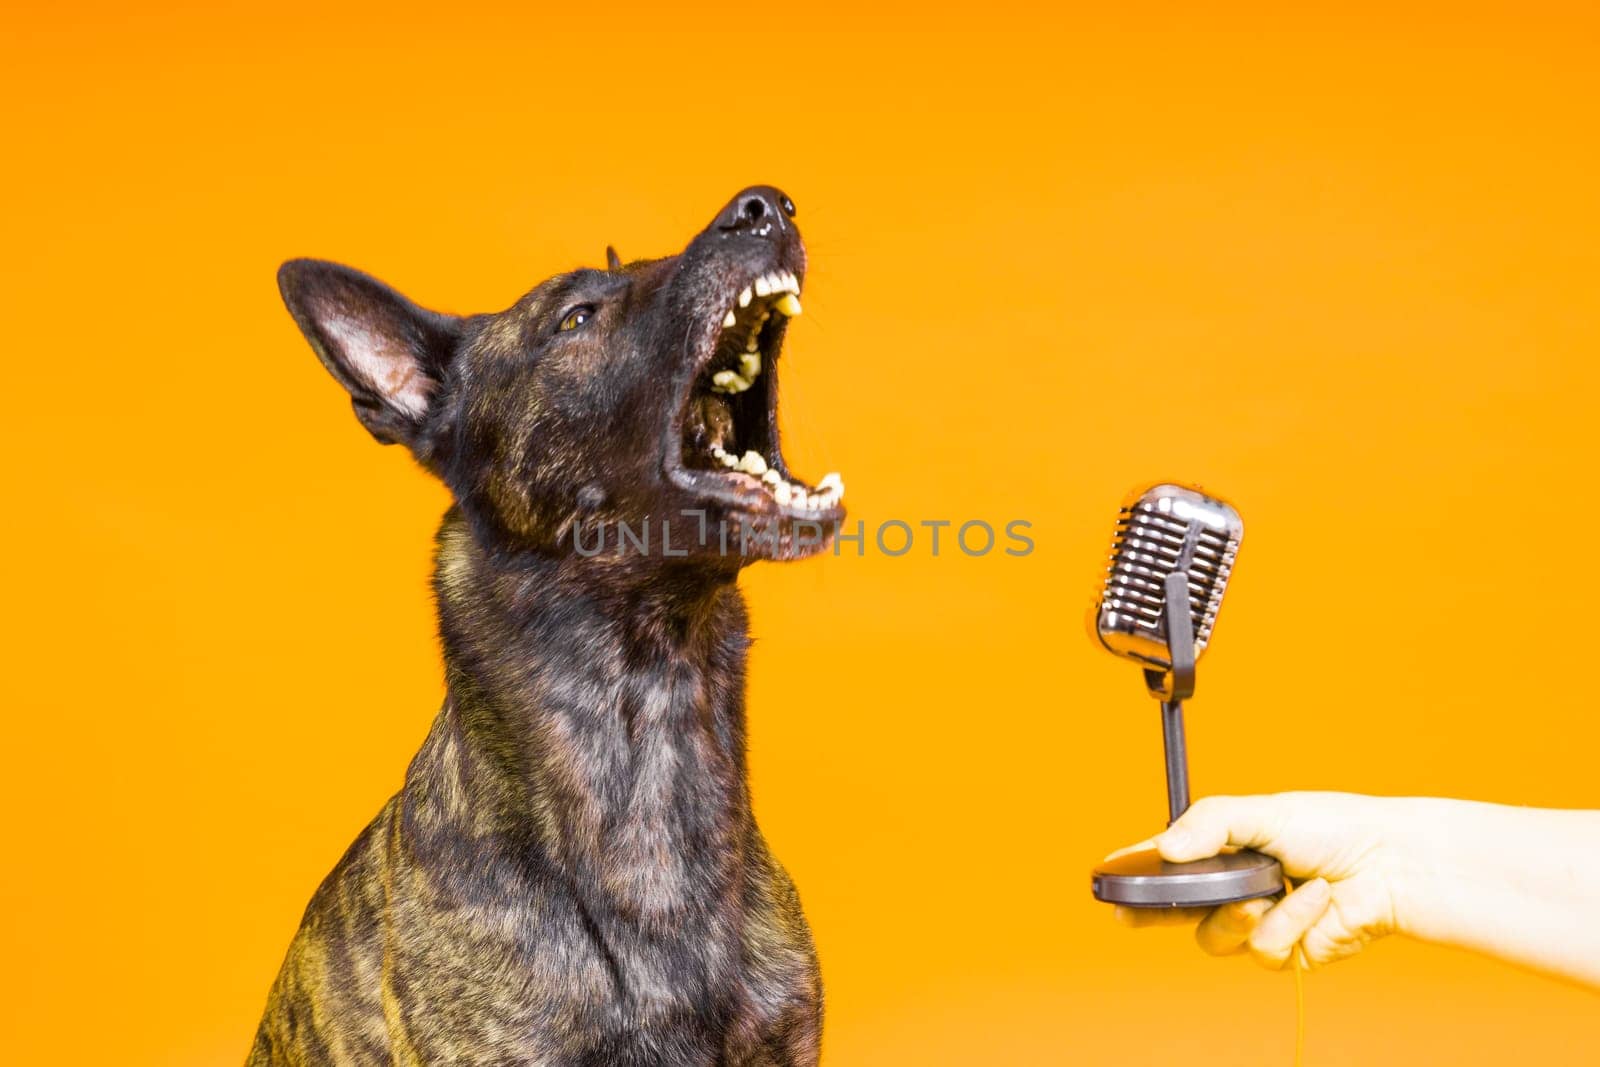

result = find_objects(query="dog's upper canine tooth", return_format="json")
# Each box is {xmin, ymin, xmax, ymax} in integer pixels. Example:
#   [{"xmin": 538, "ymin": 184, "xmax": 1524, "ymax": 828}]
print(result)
[
  {"xmin": 774, "ymin": 293, "xmax": 802, "ymax": 317},
  {"xmin": 722, "ymin": 309, "xmax": 737, "ymax": 329},
  {"xmin": 739, "ymin": 287, "xmax": 753, "ymax": 307}
]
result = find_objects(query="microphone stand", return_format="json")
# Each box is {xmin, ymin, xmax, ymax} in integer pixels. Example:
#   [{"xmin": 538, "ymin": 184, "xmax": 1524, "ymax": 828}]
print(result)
[
  {"xmin": 1090, "ymin": 566, "xmax": 1283, "ymax": 908},
  {"xmin": 1147, "ymin": 569, "xmax": 1196, "ymax": 825}
]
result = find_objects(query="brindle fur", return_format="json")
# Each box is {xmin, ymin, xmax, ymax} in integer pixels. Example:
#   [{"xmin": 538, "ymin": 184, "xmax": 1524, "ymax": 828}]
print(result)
[{"xmin": 251, "ymin": 188, "xmax": 826, "ymax": 1065}]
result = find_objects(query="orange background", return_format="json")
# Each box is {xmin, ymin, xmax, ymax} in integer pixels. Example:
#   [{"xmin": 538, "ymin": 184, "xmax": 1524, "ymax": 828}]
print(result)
[{"xmin": 4, "ymin": 1, "xmax": 1598, "ymax": 1062}]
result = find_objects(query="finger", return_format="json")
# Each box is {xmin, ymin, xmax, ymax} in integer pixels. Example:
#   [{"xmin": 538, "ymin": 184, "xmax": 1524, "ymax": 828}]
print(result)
[
  {"xmin": 1248, "ymin": 878, "xmax": 1332, "ymax": 969},
  {"xmin": 1156, "ymin": 795, "xmax": 1282, "ymax": 863},
  {"xmin": 1103, "ymin": 837, "xmax": 1159, "ymax": 862},
  {"xmin": 1299, "ymin": 896, "xmax": 1368, "ymax": 967},
  {"xmin": 1195, "ymin": 896, "xmax": 1274, "ymax": 956},
  {"xmin": 1113, "ymin": 906, "xmax": 1212, "ymax": 928}
]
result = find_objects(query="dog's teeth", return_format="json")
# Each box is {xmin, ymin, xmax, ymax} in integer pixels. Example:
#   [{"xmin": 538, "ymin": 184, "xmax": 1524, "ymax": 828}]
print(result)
[
  {"xmin": 740, "ymin": 352, "xmax": 761, "ymax": 379},
  {"xmin": 745, "ymin": 329, "xmax": 761, "ymax": 353},
  {"xmin": 773, "ymin": 481, "xmax": 793, "ymax": 506},
  {"xmin": 774, "ymin": 293, "xmax": 802, "ymax": 317},
  {"xmin": 817, "ymin": 472, "xmax": 843, "ymax": 496},
  {"xmin": 782, "ymin": 271, "xmax": 798, "ymax": 293},
  {"xmin": 710, "ymin": 443, "xmax": 726, "ymax": 457},
  {"xmin": 754, "ymin": 276, "xmax": 771, "ymax": 298},
  {"xmin": 722, "ymin": 309, "xmax": 737, "ymax": 329},
  {"xmin": 761, "ymin": 468, "xmax": 781, "ymax": 486},
  {"xmin": 712, "ymin": 370, "xmax": 750, "ymax": 393},
  {"xmin": 720, "ymin": 451, "xmax": 740, "ymax": 468},
  {"xmin": 737, "ymin": 451, "xmax": 767, "ymax": 476},
  {"xmin": 738, "ymin": 287, "xmax": 753, "ymax": 308}
]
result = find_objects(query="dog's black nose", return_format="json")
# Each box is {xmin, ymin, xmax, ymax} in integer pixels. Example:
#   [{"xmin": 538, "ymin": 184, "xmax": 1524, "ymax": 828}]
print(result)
[{"xmin": 715, "ymin": 186, "xmax": 796, "ymax": 236}]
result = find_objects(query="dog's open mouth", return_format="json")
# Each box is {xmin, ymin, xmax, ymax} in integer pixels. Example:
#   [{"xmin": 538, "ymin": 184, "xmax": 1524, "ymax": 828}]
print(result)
[{"xmin": 670, "ymin": 268, "xmax": 844, "ymax": 523}]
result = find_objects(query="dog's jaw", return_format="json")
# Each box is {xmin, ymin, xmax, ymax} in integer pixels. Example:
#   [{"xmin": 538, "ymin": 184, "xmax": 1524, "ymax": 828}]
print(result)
[{"xmin": 660, "ymin": 222, "xmax": 845, "ymax": 561}]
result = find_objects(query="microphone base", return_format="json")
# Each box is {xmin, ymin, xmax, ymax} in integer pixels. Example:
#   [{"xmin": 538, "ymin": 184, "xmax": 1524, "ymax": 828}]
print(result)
[{"xmin": 1092, "ymin": 848, "xmax": 1283, "ymax": 908}]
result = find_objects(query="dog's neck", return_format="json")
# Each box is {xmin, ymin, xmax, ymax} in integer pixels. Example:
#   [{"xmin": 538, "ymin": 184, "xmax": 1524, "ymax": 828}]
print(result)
[{"xmin": 402, "ymin": 508, "xmax": 754, "ymax": 924}]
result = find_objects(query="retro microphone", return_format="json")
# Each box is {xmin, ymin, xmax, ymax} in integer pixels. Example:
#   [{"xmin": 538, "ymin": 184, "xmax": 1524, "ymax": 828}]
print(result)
[{"xmin": 1089, "ymin": 483, "xmax": 1283, "ymax": 908}]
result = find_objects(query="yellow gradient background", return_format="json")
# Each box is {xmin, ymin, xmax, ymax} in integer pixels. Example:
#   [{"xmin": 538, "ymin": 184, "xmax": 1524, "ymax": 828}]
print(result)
[{"xmin": 4, "ymin": 2, "xmax": 1597, "ymax": 1062}]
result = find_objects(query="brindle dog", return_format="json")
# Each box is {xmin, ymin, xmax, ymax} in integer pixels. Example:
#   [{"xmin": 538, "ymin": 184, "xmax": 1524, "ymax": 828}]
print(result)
[{"xmin": 250, "ymin": 187, "xmax": 843, "ymax": 1065}]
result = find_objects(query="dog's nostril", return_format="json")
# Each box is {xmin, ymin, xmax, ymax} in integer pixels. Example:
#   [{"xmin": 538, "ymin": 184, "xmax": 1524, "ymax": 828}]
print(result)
[{"xmin": 715, "ymin": 186, "xmax": 796, "ymax": 234}]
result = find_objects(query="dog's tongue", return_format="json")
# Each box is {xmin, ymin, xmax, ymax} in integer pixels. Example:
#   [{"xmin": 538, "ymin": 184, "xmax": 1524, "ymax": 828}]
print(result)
[{"xmin": 685, "ymin": 394, "xmax": 735, "ymax": 460}]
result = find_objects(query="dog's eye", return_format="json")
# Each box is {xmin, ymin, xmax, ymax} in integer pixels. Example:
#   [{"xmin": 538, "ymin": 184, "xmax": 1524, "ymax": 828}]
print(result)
[{"xmin": 558, "ymin": 305, "xmax": 595, "ymax": 333}]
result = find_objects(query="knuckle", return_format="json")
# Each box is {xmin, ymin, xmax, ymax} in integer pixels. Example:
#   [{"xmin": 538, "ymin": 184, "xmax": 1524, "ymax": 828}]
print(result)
[{"xmin": 1189, "ymin": 795, "xmax": 1230, "ymax": 821}]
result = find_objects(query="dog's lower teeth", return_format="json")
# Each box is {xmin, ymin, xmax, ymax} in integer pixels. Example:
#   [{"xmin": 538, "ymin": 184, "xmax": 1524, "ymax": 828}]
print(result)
[
  {"xmin": 700, "ymin": 457, "xmax": 845, "ymax": 511},
  {"xmin": 740, "ymin": 352, "xmax": 760, "ymax": 379},
  {"xmin": 775, "ymin": 293, "xmax": 802, "ymax": 317}
]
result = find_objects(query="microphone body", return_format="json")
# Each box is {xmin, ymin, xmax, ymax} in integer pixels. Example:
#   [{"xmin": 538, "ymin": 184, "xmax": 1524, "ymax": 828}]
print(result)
[{"xmin": 1092, "ymin": 484, "xmax": 1242, "ymax": 682}]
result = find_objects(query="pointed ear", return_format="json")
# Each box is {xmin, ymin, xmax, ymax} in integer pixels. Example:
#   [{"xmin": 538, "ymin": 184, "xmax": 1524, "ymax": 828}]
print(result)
[
  {"xmin": 277, "ymin": 259, "xmax": 461, "ymax": 449},
  {"xmin": 605, "ymin": 245, "xmax": 623, "ymax": 271}
]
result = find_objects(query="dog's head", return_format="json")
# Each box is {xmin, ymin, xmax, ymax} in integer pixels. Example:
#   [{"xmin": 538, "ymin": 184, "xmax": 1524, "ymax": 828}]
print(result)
[{"xmin": 279, "ymin": 186, "xmax": 843, "ymax": 565}]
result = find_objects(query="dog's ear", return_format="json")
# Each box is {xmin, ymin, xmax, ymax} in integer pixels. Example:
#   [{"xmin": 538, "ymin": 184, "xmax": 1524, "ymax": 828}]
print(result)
[{"xmin": 277, "ymin": 259, "xmax": 461, "ymax": 449}]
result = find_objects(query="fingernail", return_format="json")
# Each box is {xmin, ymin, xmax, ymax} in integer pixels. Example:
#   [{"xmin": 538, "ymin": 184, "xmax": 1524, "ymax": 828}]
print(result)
[{"xmin": 1102, "ymin": 837, "xmax": 1158, "ymax": 862}]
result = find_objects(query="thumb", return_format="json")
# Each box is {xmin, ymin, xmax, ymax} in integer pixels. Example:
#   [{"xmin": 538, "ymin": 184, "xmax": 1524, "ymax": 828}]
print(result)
[{"xmin": 1157, "ymin": 795, "xmax": 1281, "ymax": 863}]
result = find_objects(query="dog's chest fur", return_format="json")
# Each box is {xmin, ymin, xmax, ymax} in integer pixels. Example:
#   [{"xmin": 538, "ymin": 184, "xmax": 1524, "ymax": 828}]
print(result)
[{"xmin": 250, "ymin": 515, "xmax": 821, "ymax": 1065}]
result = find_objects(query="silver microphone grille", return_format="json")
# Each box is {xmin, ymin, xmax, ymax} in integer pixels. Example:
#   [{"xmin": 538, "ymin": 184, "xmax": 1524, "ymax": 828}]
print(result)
[{"xmin": 1091, "ymin": 483, "xmax": 1243, "ymax": 671}]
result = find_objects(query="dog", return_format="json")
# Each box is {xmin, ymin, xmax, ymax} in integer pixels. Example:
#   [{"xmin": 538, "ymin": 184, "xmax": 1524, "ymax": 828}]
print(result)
[{"xmin": 250, "ymin": 186, "xmax": 842, "ymax": 1065}]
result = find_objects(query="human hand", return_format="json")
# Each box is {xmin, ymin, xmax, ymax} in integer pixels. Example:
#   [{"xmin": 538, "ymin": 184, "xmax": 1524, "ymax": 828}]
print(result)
[{"xmin": 1109, "ymin": 792, "xmax": 1409, "ymax": 969}]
